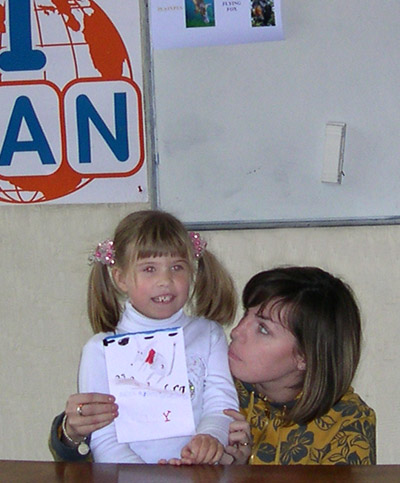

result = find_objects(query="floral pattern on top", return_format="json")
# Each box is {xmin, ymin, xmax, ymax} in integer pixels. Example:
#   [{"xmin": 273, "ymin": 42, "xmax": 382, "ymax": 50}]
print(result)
[{"xmin": 236, "ymin": 379, "xmax": 376, "ymax": 465}]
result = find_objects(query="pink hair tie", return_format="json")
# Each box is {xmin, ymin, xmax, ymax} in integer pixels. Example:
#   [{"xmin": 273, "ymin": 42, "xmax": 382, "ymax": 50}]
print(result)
[
  {"xmin": 189, "ymin": 232, "xmax": 207, "ymax": 259},
  {"xmin": 89, "ymin": 239, "xmax": 115, "ymax": 266}
]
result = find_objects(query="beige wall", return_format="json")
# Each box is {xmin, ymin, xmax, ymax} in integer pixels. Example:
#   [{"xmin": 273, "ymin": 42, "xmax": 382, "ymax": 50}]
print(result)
[{"xmin": 0, "ymin": 204, "xmax": 397, "ymax": 463}]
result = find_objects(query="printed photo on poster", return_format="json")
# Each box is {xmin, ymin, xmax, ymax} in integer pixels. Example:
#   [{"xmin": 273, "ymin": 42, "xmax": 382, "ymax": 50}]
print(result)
[
  {"xmin": 185, "ymin": 0, "xmax": 215, "ymax": 28},
  {"xmin": 251, "ymin": 0, "xmax": 276, "ymax": 27}
]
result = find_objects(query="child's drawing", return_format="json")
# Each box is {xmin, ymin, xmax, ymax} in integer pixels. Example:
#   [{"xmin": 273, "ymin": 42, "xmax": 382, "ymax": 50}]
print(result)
[
  {"xmin": 141, "ymin": 342, "xmax": 176, "ymax": 383},
  {"xmin": 103, "ymin": 327, "xmax": 195, "ymax": 442}
]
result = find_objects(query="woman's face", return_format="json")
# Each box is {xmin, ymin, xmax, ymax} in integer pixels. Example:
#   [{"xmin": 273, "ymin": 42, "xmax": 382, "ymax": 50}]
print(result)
[{"xmin": 228, "ymin": 303, "xmax": 305, "ymax": 399}]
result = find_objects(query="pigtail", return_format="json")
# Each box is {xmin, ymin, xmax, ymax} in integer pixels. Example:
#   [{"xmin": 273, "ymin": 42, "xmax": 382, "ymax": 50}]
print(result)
[
  {"xmin": 87, "ymin": 211, "xmax": 238, "ymax": 331},
  {"xmin": 191, "ymin": 249, "xmax": 238, "ymax": 325},
  {"xmin": 87, "ymin": 262, "xmax": 122, "ymax": 333}
]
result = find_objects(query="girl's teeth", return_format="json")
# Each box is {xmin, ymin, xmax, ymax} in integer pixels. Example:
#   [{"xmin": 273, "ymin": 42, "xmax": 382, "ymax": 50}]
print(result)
[{"xmin": 155, "ymin": 295, "xmax": 171, "ymax": 303}]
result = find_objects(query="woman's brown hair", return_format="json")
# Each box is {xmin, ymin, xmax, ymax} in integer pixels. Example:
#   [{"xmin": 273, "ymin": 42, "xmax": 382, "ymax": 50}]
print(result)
[{"xmin": 242, "ymin": 266, "xmax": 361, "ymax": 425}]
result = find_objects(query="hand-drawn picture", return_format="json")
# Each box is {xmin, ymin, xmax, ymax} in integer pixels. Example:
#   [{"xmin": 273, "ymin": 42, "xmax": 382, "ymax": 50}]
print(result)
[
  {"xmin": 251, "ymin": 0, "xmax": 276, "ymax": 27},
  {"xmin": 185, "ymin": 0, "xmax": 215, "ymax": 28},
  {"xmin": 103, "ymin": 327, "xmax": 195, "ymax": 443}
]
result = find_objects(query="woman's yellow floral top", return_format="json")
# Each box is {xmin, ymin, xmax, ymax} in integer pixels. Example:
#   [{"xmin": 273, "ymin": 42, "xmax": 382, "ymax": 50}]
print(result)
[{"xmin": 236, "ymin": 380, "xmax": 376, "ymax": 465}]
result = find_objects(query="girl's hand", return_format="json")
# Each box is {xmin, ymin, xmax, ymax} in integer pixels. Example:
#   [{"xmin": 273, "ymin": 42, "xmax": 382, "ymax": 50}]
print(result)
[
  {"xmin": 158, "ymin": 458, "xmax": 184, "ymax": 465},
  {"xmin": 180, "ymin": 434, "xmax": 224, "ymax": 465},
  {"xmin": 63, "ymin": 392, "xmax": 118, "ymax": 444},
  {"xmin": 222, "ymin": 409, "xmax": 252, "ymax": 465}
]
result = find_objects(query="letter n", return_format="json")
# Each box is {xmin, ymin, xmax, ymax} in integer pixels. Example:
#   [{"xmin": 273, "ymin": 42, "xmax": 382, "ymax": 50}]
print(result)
[{"xmin": 76, "ymin": 93, "xmax": 128, "ymax": 164}]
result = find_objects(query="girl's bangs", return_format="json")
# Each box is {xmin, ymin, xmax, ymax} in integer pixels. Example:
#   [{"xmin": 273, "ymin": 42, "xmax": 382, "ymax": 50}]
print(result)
[{"xmin": 130, "ymin": 235, "xmax": 192, "ymax": 263}]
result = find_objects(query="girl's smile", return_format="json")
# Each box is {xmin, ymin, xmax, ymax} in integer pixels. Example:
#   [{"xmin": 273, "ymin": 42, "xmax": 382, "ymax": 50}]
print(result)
[
  {"xmin": 113, "ymin": 255, "xmax": 191, "ymax": 320},
  {"xmin": 152, "ymin": 294, "xmax": 175, "ymax": 303}
]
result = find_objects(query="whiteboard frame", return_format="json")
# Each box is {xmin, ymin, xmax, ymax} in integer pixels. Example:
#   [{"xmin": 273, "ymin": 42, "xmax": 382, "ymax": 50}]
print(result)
[{"xmin": 148, "ymin": 1, "xmax": 400, "ymax": 231}]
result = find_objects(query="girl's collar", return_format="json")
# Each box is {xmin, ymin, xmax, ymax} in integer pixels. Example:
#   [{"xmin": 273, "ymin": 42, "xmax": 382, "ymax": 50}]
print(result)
[{"xmin": 118, "ymin": 301, "xmax": 187, "ymax": 332}]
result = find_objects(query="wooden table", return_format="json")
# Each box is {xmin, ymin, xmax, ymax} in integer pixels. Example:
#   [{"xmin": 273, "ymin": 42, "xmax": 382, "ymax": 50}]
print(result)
[{"xmin": 1, "ymin": 460, "xmax": 400, "ymax": 482}]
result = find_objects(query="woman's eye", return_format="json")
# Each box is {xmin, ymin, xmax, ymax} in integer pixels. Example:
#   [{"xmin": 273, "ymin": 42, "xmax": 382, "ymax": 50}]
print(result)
[
  {"xmin": 172, "ymin": 264, "xmax": 184, "ymax": 271},
  {"xmin": 259, "ymin": 324, "xmax": 269, "ymax": 335},
  {"xmin": 144, "ymin": 266, "xmax": 155, "ymax": 272}
]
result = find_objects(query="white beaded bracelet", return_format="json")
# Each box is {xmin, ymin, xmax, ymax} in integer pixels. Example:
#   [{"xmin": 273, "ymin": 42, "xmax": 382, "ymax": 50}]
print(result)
[{"xmin": 61, "ymin": 414, "xmax": 90, "ymax": 456}]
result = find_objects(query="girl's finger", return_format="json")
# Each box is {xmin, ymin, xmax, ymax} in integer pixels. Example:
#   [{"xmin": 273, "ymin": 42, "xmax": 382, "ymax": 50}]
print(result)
[{"xmin": 223, "ymin": 408, "xmax": 246, "ymax": 421}]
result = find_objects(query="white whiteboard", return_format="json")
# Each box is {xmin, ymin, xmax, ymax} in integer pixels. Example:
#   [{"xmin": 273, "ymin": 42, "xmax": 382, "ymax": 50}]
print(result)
[{"xmin": 153, "ymin": 0, "xmax": 400, "ymax": 227}]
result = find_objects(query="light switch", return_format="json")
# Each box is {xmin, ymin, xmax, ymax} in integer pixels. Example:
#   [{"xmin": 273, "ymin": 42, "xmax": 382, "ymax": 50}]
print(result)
[{"xmin": 321, "ymin": 122, "xmax": 346, "ymax": 184}]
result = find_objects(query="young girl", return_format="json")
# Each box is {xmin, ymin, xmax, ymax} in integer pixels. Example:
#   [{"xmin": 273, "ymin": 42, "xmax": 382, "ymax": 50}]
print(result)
[
  {"xmin": 74, "ymin": 210, "xmax": 239, "ymax": 464},
  {"xmin": 224, "ymin": 266, "xmax": 376, "ymax": 465}
]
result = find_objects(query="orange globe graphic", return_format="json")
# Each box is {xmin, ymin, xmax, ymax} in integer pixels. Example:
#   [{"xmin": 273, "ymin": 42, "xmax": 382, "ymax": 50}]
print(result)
[{"xmin": 0, "ymin": 0, "xmax": 134, "ymax": 203}]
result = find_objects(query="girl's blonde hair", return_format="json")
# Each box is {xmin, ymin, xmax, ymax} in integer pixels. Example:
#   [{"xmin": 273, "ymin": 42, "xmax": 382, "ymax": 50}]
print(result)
[{"xmin": 88, "ymin": 210, "xmax": 237, "ymax": 333}]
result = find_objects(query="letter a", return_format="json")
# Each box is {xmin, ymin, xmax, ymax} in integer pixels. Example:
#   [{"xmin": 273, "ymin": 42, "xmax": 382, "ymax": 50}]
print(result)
[{"xmin": 0, "ymin": 96, "xmax": 56, "ymax": 166}]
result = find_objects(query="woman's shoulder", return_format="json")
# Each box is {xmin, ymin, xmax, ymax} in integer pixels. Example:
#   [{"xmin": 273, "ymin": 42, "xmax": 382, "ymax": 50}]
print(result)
[
  {"xmin": 309, "ymin": 387, "xmax": 376, "ymax": 464},
  {"xmin": 313, "ymin": 387, "xmax": 376, "ymax": 433},
  {"xmin": 333, "ymin": 387, "xmax": 376, "ymax": 420}
]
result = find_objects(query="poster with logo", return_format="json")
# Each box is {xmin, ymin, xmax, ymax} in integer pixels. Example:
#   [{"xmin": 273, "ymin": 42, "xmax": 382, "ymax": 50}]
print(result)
[
  {"xmin": 150, "ymin": 0, "xmax": 283, "ymax": 49},
  {"xmin": 0, "ymin": 0, "xmax": 147, "ymax": 205}
]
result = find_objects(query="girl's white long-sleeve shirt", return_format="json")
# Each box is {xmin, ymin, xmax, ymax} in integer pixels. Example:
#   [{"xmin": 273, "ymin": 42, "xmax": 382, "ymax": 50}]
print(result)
[{"xmin": 78, "ymin": 302, "xmax": 239, "ymax": 463}]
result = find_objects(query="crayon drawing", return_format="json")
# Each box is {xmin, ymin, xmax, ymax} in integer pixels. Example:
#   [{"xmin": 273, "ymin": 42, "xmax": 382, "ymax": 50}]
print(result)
[{"xmin": 103, "ymin": 327, "xmax": 195, "ymax": 442}]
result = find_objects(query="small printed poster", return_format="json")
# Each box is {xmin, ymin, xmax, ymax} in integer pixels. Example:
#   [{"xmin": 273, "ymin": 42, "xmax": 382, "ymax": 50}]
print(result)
[
  {"xmin": 150, "ymin": 0, "xmax": 283, "ymax": 49},
  {"xmin": 103, "ymin": 327, "xmax": 195, "ymax": 443}
]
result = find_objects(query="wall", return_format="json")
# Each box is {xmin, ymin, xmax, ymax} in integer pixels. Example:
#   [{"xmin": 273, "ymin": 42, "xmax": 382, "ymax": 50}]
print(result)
[{"xmin": 0, "ymin": 205, "xmax": 398, "ymax": 463}]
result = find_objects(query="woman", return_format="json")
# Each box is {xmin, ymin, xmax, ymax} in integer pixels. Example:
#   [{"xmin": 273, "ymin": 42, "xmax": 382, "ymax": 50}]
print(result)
[{"xmin": 50, "ymin": 267, "xmax": 376, "ymax": 464}]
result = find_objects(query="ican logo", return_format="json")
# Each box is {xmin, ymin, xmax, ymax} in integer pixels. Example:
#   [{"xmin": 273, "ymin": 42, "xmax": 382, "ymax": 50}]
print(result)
[{"xmin": 0, "ymin": 0, "xmax": 144, "ymax": 203}]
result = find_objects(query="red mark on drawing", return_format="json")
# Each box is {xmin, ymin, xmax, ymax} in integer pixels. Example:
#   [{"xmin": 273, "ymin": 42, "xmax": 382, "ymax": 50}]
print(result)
[
  {"xmin": 145, "ymin": 348, "xmax": 156, "ymax": 364},
  {"xmin": 163, "ymin": 410, "xmax": 172, "ymax": 422}
]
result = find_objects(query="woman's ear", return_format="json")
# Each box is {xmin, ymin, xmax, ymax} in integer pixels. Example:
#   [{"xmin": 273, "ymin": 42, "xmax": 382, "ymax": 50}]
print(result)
[
  {"xmin": 112, "ymin": 267, "xmax": 128, "ymax": 293},
  {"xmin": 296, "ymin": 353, "xmax": 306, "ymax": 371}
]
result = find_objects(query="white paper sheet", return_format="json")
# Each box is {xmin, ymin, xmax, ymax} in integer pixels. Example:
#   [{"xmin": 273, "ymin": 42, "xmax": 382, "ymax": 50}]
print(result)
[{"xmin": 103, "ymin": 327, "xmax": 195, "ymax": 443}]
